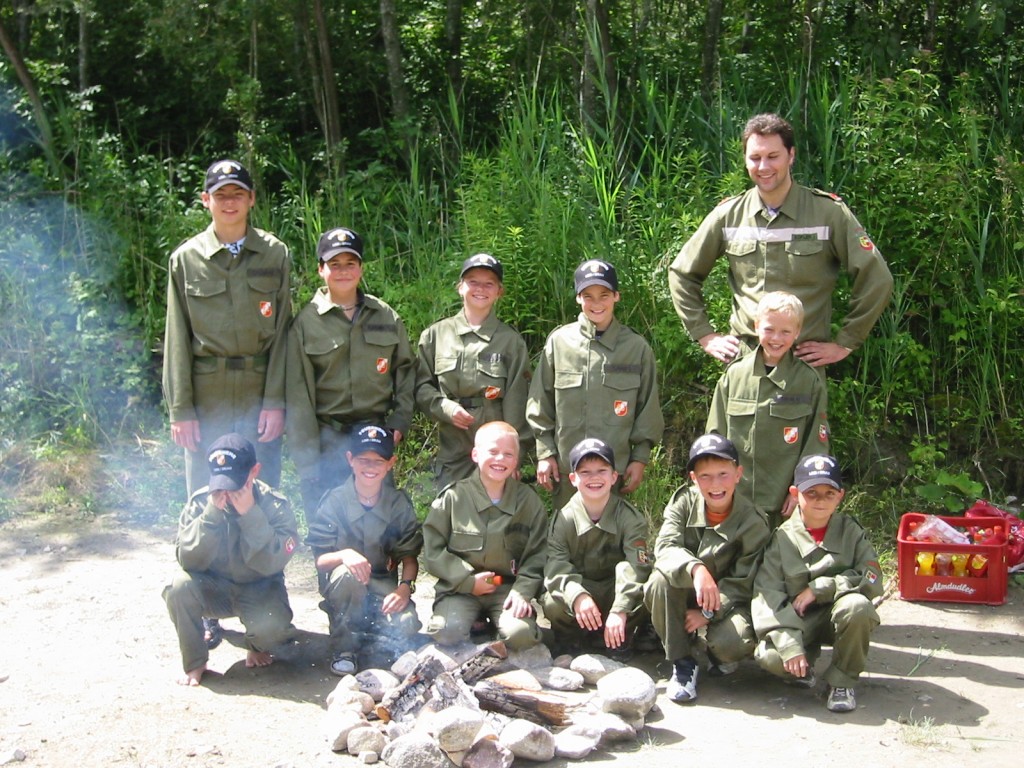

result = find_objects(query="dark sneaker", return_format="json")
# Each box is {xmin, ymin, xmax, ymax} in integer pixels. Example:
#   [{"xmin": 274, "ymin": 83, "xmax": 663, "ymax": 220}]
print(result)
[
  {"xmin": 707, "ymin": 659, "xmax": 740, "ymax": 677},
  {"xmin": 633, "ymin": 622, "xmax": 663, "ymax": 653},
  {"xmin": 789, "ymin": 669, "xmax": 817, "ymax": 689},
  {"xmin": 329, "ymin": 652, "xmax": 357, "ymax": 676},
  {"xmin": 826, "ymin": 685, "xmax": 857, "ymax": 712},
  {"xmin": 203, "ymin": 618, "xmax": 223, "ymax": 650},
  {"xmin": 666, "ymin": 657, "xmax": 699, "ymax": 703}
]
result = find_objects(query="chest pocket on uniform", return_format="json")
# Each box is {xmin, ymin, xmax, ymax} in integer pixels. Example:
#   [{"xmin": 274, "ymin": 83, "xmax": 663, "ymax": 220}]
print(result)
[
  {"xmin": 553, "ymin": 370, "xmax": 584, "ymax": 426},
  {"xmin": 476, "ymin": 355, "xmax": 508, "ymax": 398},
  {"xmin": 601, "ymin": 368, "xmax": 641, "ymax": 425},
  {"xmin": 364, "ymin": 326, "xmax": 400, "ymax": 353},
  {"xmin": 784, "ymin": 238, "xmax": 827, "ymax": 286},
  {"xmin": 246, "ymin": 271, "xmax": 282, "ymax": 295},
  {"xmin": 769, "ymin": 401, "xmax": 813, "ymax": 422},
  {"xmin": 433, "ymin": 355, "xmax": 460, "ymax": 394},
  {"xmin": 302, "ymin": 334, "xmax": 343, "ymax": 358},
  {"xmin": 725, "ymin": 239, "xmax": 758, "ymax": 284},
  {"xmin": 449, "ymin": 530, "xmax": 484, "ymax": 553},
  {"xmin": 186, "ymin": 278, "xmax": 227, "ymax": 299}
]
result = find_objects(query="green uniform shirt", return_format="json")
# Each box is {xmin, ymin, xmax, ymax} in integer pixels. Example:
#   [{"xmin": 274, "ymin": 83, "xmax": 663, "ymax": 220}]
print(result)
[
  {"xmin": 707, "ymin": 349, "xmax": 830, "ymax": 518},
  {"xmin": 286, "ymin": 288, "xmax": 415, "ymax": 476},
  {"xmin": 416, "ymin": 311, "xmax": 532, "ymax": 475},
  {"xmin": 423, "ymin": 474, "xmax": 548, "ymax": 602},
  {"xmin": 305, "ymin": 476, "xmax": 423, "ymax": 580},
  {"xmin": 163, "ymin": 223, "xmax": 292, "ymax": 422},
  {"xmin": 652, "ymin": 485, "xmax": 770, "ymax": 619},
  {"xmin": 543, "ymin": 492, "xmax": 652, "ymax": 616},
  {"xmin": 752, "ymin": 508, "xmax": 884, "ymax": 661},
  {"xmin": 175, "ymin": 479, "xmax": 298, "ymax": 584},
  {"xmin": 527, "ymin": 314, "xmax": 664, "ymax": 473},
  {"xmin": 668, "ymin": 184, "xmax": 893, "ymax": 350}
]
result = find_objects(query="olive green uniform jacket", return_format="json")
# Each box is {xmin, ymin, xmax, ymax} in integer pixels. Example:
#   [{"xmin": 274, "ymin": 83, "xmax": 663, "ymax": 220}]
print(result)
[
  {"xmin": 162, "ymin": 224, "xmax": 292, "ymax": 491},
  {"xmin": 752, "ymin": 508, "xmax": 884, "ymax": 662},
  {"xmin": 543, "ymin": 492, "xmax": 652, "ymax": 617},
  {"xmin": 668, "ymin": 184, "xmax": 893, "ymax": 350},
  {"xmin": 416, "ymin": 311, "xmax": 532, "ymax": 484},
  {"xmin": 707, "ymin": 348, "xmax": 830, "ymax": 523},
  {"xmin": 527, "ymin": 313, "xmax": 664, "ymax": 478},
  {"xmin": 286, "ymin": 288, "xmax": 415, "ymax": 482},
  {"xmin": 423, "ymin": 474, "xmax": 548, "ymax": 603}
]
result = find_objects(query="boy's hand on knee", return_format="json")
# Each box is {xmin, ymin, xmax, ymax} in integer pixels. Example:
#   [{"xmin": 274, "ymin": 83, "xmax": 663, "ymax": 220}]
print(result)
[
  {"xmin": 692, "ymin": 565, "xmax": 721, "ymax": 612},
  {"xmin": 341, "ymin": 550, "xmax": 372, "ymax": 585},
  {"xmin": 572, "ymin": 593, "xmax": 603, "ymax": 631},
  {"xmin": 503, "ymin": 590, "xmax": 534, "ymax": 619},
  {"xmin": 783, "ymin": 653, "xmax": 810, "ymax": 678},
  {"xmin": 684, "ymin": 608, "xmax": 710, "ymax": 633},
  {"xmin": 472, "ymin": 572, "xmax": 498, "ymax": 596},
  {"xmin": 793, "ymin": 587, "xmax": 816, "ymax": 616},
  {"xmin": 604, "ymin": 611, "xmax": 627, "ymax": 648}
]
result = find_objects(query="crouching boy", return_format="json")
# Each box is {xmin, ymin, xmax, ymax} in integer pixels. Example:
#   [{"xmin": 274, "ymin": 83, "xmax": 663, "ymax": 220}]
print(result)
[
  {"xmin": 644, "ymin": 434, "xmax": 770, "ymax": 703},
  {"xmin": 163, "ymin": 433, "xmax": 298, "ymax": 686},
  {"xmin": 423, "ymin": 421, "xmax": 548, "ymax": 650},
  {"xmin": 305, "ymin": 424, "xmax": 422, "ymax": 676},
  {"xmin": 752, "ymin": 454, "xmax": 883, "ymax": 713},
  {"xmin": 541, "ymin": 438, "xmax": 652, "ymax": 654}
]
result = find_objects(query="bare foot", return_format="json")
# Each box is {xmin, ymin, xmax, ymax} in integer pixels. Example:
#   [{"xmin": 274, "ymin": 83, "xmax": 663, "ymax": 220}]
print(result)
[
  {"xmin": 176, "ymin": 664, "xmax": 206, "ymax": 686},
  {"xmin": 245, "ymin": 650, "xmax": 273, "ymax": 668}
]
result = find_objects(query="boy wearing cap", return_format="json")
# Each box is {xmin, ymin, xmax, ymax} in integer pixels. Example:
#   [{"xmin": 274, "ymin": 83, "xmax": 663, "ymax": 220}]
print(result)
[
  {"xmin": 163, "ymin": 433, "xmax": 298, "ymax": 687},
  {"xmin": 752, "ymin": 454, "xmax": 883, "ymax": 713},
  {"xmin": 163, "ymin": 159, "xmax": 291, "ymax": 496},
  {"xmin": 305, "ymin": 424, "xmax": 423, "ymax": 675},
  {"xmin": 644, "ymin": 434, "xmax": 771, "ymax": 703},
  {"xmin": 706, "ymin": 291, "xmax": 829, "ymax": 527},
  {"xmin": 416, "ymin": 254, "xmax": 532, "ymax": 487},
  {"xmin": 527, "ymin": 259, "xmax": 664, "ymax": 510},
  {"xmin": 286, "ymin": 227, "xmax": 415, "ymax": 519},
  {"xmin": 423, "ymin": 421, "xmax": 548, "ymax": 650},
  {"xmin": 541, "ymin": 438, "xmax": 652, "ymax": 654}
]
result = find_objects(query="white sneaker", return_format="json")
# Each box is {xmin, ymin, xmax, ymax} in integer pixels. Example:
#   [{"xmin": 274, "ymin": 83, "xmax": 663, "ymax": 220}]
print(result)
[
  {"xmin": 826, "ymin": 686, "xmax": 857, "ymax": 712},
  {"xmin": 666, "ymin": 658, "xmax": 699, "ymax": 703}
]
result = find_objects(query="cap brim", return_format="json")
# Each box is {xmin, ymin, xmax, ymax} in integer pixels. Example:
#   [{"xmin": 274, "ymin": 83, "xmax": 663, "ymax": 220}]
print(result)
[
  {"xmin": 686, "ymin": 450, "xmax": 738, "ymax": 472},
  {"xmin": 461, "ymin": 264, "xmax": 503, "ymax": 280},
  {"xmin": 319, "ymin": 247, "xmax": 363, "ymax": 262},
  {"xmin": 796, "ymin": 478, "xmax": 842, "ymax": 492},
  {"xmin": 576, "ymin": 278, "xmax": 616, "ymax": 293},
  {"xmin": 206, "ymin": 180, "xmax": 252, "ymax": 194},
  {"xmin": 208, "ymin": 475, "xmax": 245, "ymax": 492}
]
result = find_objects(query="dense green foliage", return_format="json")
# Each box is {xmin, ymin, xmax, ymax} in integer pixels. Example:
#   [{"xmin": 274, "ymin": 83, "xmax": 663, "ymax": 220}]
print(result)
[{"xmin": 1, "ymin": 2, "xmax": 1022, "ymax": 540}]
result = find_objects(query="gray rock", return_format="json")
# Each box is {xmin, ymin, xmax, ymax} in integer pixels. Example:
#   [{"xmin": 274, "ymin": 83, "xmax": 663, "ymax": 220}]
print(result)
[
  {"xmin": 382, "ymin": 733, "xmax": 450, "ymax": 768},
  {"xmin": 534, "ymin": 666, "xmax": 585, "ymax": 691},
  {"xmin": 385, "ymin": 721, "xmax": 410, "ymax": 741},
  {"xmin": 328, "ymin": 687, "xmax": 376, "ymax": 714},
  {"xmin": 596, "ymin": 667, "xmax": 657, "ymax": 719},
  {"xmin": 324, "ymin": 709, "xmax": 370, "ymax": 752},
  {"xmin": 359, "ymin": 751, "xmax": 380, "ymax": 764},
  {"xmin": 483, "ymin": 669, "xmax": 541, "ymax": 691},
  {"xmin": 506, "ymin": 643, "xmax": 553, "ymax": 671},
  {"xmin": 569, "ymin": 654, "xmax": 625, "ymax": 685},
  {"xmin": 461, "ymin": 738, "xmax": 514, "ymax": 768},
  {"xmin": 564, "ymin": 712, "xmax": 637, "ymax": 744},
  {"xmin": 417, "ymin": 643, "xmax": 461, "ymax": 671},
  {"xmin": 498, "ymin": 719, "xmax": 556, "ymax": 762},
  {"xmin": 427, "ymin": 705, "xmax": 488, "ymax": 753},
  {"xmin": 553, "ymin": 730, "xmax": 600, "ymax": 759},
  {"xmin": 357, "ymin": 669, "xmax": 401, "ymax": 702},
  {"xmin": 391, "ymin": 651, "xmax": 420, "ymax": 678},
  {"xmin": 552, "ymin": 654, "xmax": 574, "ymax": 669},
  {"xmin": 0, "ymin": 749, "xmax": 26, "ymax": 765},
  {"xmin": 348, "ymin": 726, "xmax": 389, "ymax": 756}
]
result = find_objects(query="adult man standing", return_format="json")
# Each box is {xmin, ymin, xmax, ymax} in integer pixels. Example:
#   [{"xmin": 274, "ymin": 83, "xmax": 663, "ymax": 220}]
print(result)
[
  {"xmin": 163, "ymin": 159, "xmax": 292, "ymax": 494},
  {"xmin": 669, "ymin": 114, "xmax": 893, "ymax": 368}
]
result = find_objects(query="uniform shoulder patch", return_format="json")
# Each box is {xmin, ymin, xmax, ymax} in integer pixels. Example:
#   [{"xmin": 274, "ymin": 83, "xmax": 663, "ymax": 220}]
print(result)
[{"xmin": 812, "ymin": 188, "xmax": 845, "ymax": 203}]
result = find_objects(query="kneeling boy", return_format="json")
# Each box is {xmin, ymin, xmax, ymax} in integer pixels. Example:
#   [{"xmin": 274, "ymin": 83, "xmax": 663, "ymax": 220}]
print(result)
[
  {"xmin": 644, "ymin": 434, "xmax": 770, "ymax": 703},
  {"xmin": 752, "ymin": 454, "xmax": 883, "ymax": 712},
  {"xmin": 423, "ymin": 421, "xmax": 548, "ymax": 650},
  {"xmin": 542, "ymin": 438, "xmax": 652, "ymax": 653},
  {"xmin": 305, "ymin": 424, "xmax": 423, "ymax": 676}
]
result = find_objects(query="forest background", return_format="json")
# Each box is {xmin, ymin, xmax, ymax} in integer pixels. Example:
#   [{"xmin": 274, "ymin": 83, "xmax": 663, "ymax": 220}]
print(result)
[{"xmin": 0, "ymin": 0, "xmax": 1021, "ymax": 556}]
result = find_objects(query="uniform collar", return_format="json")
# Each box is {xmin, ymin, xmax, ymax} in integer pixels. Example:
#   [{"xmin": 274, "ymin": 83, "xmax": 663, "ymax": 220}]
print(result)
[
  {"xmin": 312, "ymin": 287, "xmax": 368, "ymax": 316},
  {"xmin": 578, "ymin": 313, "xmax": 622, "ymax": 345},
  {"xmin": 196, "ymin": 223, "xmax": 265, "ymax": 260},
  {"xmin": 565, "ymin": 493, "xmax": 620, "ymax": 535},
  {"xmin": 467, "ymin": 473, "xmax": 520, "ymax": 515},
  {"xmin": 753, "ymin": 347, "xmax": 799, "ymax": 387},
  {"xmin": 788, "ymin": 507, "xmax": 839, "ymax": 555},
  {"xmin": 685, "ymin": 486, "xmax": 756, "ymax": 538},
  {"xmin": 336, "ymin": 476, "xmax": 391, "ymax": 522},
  {"xmin": 453, "ymin": 310, "xmax": 499, "ymax": 340}
]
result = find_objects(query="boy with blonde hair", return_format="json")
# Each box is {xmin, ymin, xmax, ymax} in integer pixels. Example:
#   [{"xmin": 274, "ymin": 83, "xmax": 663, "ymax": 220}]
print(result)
[{"xmin": 706, "ymin": 291, "xmax": 829, "ymax": 526}]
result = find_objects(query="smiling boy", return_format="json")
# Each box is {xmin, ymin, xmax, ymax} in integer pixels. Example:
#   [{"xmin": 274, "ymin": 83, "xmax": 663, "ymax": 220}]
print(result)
[
  {"xmin": 527, "ymin": 259, "xmax": 663, "ymax": 509},
  {"xmin": 423, "ymin": 421, "xmax": 548, "ymax": 649},
  {"xmin": 644, "ymin": 434, "xmax": 770, "ymax": 703},
  {"xmin": 707, "ymin": 291, "xmax": 829, "ymax": 526},
  {"xmin": 752, "ymin": 454, "xmax": 883, "ymax": 713},
  {"xmin": 541, "ymin": 438, "xmax": 652, "ymax": 654}
]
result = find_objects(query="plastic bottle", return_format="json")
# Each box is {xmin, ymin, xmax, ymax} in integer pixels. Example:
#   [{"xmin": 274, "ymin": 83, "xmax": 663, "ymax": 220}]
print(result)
[
  {"xmin": 950, "ymin": 553, "xmax": 969, "ymax": 578},
  {"xmin": 969, "ymin": 553, "xmax": 989, "ymax": 577},
  {"xmin": 910, "ymin": 515, "xmax": 970, "ymax": 545},
  {"xmin": 916, "ymin": 551, "xmax": 935, "ymax": 575},
  {"xmin": 935, "ymin": 552, "xmax": 952, "ymax": 576},
  {"xmin": 485, "ymin": 575, "xmax": 503, "ymax": 585}
]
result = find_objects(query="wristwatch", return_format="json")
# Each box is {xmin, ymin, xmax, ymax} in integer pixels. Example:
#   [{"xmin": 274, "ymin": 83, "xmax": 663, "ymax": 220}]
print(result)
[{"xmin": 399, "ymin": 579, "xmax": 416, "ymax": 594}]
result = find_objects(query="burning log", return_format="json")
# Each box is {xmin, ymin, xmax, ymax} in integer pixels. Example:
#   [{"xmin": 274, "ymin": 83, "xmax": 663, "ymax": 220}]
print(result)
[
  {"xmin": 455, "ymin": 641, "xmax": 508, "ymax": 684},
  {"xmin": 472, "ymin": 680, "xmax": 570, "ymax": 726},
  {"xmin": 375, "ymin": 656, "xmax": 446, "ymax": 722}
]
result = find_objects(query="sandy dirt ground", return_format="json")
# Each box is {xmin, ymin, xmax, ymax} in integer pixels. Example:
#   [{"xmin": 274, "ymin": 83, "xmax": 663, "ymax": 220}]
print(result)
[{"xmin": 1, "ymin": 512, "xmax": 1022, "ymax": 768}]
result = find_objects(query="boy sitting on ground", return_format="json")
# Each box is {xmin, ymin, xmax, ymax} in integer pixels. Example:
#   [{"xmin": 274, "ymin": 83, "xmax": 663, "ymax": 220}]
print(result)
[
  {"xmin": 752, "ymin": 454, "xmax": 883, "ymax": 713},
  {"xmin": 305, "ymin": 424, "xmax": 422, "ymax": 676},
  {"xmin": 541, "ymin": 438, "xmax": 652, "ymax": 655},
  {"xmin": 423, "ymin": 421, "xmax": 548, "ymax": 650},
  {"xmin": 644, "ymin": 434, "xmax": 771, "ymax": 703}
]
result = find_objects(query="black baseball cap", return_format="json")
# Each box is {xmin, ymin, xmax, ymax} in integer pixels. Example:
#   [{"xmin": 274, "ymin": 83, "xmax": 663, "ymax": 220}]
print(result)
[
  {"xmin": 207, "ymin": 433, "xmax": 257, "ymax": 491},
  {"xmin": 460, "ymin": 253, "xmax": 503, "ymax": 282},
  {"xmin": 351, "ymin": 423, "xmax": 395, "ymax": 460},
  {"xmin": 569, "ymin": 438, "xmax": 615, "ymax": 472},
  {"xmin": 574, "ymin": 260, "xmax": 618, "ymax": 293},
  {"xmin": 318, "ymin": 228, "xmax": 364, "ymax": 262},
  {"xmin": 686, "ymin": 433, "xmax": 740, "ymax": 472},
  {"xmin": 794, "ymin": 455, "xmax": 843, "ymax": 491},
  {"xmin": 204, "ymin": 160, "xmax": 253, "ymax": 193}
]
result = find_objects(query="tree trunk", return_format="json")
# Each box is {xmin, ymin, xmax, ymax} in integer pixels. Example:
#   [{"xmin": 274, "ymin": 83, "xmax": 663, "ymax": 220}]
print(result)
[
  {"xmin": 77, "ymin": 0, "xmax": 89, "ymax": 92},
  {"xmin": 701, "ymin": 0, "xmax": 724, "ymax": 103},
  {"xmin": 0, "ymin": 16, "xmax": 59, "ymax": 176},
  {"xmin": 445, "ymin": 0, "xmax": 462, "ymax": 96},
  {"xmin": 310, "ymin": 0, "xmax": 342, "ymax": 164},
  {"xmin": 379, "ymin": 0, "xmax": 410, "ymax": 123}
]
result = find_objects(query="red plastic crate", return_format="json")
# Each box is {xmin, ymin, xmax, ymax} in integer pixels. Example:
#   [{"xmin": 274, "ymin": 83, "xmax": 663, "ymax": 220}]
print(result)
[{"xmin": 897, "ymin": 512, "xmax": 1008, "ymax": 605}]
